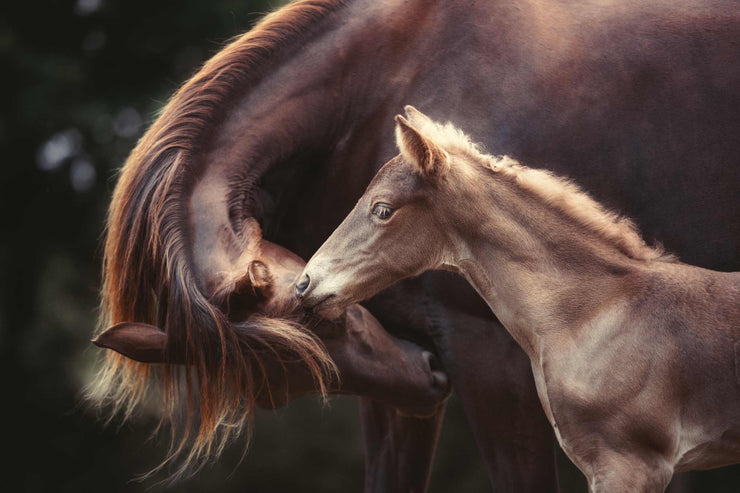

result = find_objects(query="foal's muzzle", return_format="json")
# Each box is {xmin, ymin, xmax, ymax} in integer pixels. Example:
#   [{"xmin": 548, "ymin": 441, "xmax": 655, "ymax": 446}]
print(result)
[{"xmin": 295, "ymin": 273, "xmax": 311, "ymax": 297}]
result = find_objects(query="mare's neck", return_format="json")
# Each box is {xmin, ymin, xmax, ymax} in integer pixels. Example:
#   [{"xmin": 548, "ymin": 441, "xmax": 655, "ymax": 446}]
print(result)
[
  {"xmin": 447, "ymin": 169, "xmax": 640, "ymax": 359},
  {"xmin": 190, "ymin": 0, "xmax": 453, "ymax": 283},
  {"xmin": 201, "ymin": 0, "xmax": 457, "ymax": 181}
]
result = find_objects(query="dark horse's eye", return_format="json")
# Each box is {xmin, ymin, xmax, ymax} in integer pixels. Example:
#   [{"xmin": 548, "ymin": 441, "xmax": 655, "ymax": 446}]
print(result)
[{"xmin": 372, "ymin": 203, "xmax": 394, "ymax": 220}]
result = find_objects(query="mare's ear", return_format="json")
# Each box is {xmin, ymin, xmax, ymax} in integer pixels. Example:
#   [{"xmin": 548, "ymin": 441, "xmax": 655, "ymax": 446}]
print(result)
[
  {"xmin": 234, "ymin": 260, "xmax": 274, "ymax": 299},
  {"xmin": 92, "ymin": 322, "xmax": 173, "ymax": 364},
  {"xmin": 394, "ymin": 114, "xmax": 448, "ymax": 178}
]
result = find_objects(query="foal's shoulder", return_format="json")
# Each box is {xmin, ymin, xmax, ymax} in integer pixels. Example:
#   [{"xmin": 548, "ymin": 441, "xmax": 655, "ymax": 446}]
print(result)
[
  {"xmin": 638, "ymin": 261, "xmax": 738, "ymax": 295},
  {"xmin": 624, "ymin": 262, "xmax": 738, "ymax": 329}
]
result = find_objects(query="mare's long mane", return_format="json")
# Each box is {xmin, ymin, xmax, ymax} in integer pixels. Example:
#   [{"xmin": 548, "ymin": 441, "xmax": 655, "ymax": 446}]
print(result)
[
  {"xmin": 409, "ymin": 115, "xmax": 676, "ymax": 263},
  {"xmin": 88, "ymin": 0, "xmax": 346, "ymax": 478}
]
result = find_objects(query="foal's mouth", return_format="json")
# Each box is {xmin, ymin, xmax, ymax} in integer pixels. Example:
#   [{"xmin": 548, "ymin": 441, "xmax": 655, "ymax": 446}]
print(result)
[
  {"xmin": 306, "ymin": 293, "xmax": 351, "ymax": 321},
  {"xmin": 304, "ymin": 293, "xmax": 335, "ymax": 312}
]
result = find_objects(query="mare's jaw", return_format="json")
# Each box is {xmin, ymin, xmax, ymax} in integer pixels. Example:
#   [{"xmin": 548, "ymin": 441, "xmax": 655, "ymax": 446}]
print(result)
[{"xmin": 329, "ymin": 304, "xmax": 450, "ymax": 414}]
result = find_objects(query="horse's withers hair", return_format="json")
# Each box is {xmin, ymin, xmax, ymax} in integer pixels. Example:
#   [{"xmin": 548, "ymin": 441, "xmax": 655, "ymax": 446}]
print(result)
[{"xmin": 87, "ymin": 0, "xmax": 346, "ymax": 478}]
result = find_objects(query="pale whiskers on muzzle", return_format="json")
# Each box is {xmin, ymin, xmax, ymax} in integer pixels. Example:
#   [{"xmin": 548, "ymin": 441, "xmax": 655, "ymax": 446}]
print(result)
[{"xmin": 295, "ymin": 258, "xmax": 352, "ymax": 319}]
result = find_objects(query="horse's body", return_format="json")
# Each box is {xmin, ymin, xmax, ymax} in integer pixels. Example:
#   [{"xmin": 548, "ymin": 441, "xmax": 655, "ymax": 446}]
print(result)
[
  {"xmin": 95, "ymin": 0, "xmax": 739, "ymax": 490},
  {"xmin": 299, "ymin": 107, "xmax": 740, "ymax": 491}
]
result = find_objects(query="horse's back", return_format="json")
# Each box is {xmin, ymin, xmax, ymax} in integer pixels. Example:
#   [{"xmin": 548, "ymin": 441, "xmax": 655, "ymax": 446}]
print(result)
[{"xmin": 401, "ymin": 0, "xmax": 740, "ymax": 271}]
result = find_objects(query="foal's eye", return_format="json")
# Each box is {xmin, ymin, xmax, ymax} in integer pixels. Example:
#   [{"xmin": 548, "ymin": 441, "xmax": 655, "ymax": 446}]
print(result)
[{"xmin": 372, "ymin": 203, "xmax": 394, "ymax": 220}]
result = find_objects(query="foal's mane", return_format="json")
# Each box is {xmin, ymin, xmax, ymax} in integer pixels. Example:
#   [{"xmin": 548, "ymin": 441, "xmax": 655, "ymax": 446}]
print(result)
[
  {"xmin": 410, "ymin": 115, "xmax": 675, "ymax": 263},
  {"xmin": 89, "ymin": 0, "xmax": 346, "ymax": 478}
]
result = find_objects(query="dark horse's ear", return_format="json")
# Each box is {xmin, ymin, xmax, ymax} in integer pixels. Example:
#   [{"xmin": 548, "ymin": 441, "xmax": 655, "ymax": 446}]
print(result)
[
  {"xmin": 92, "ymin": 322, "xmax": 176, "ymax": 364},
  {"xmin": 233, "ymin": 260, "xmax": 273, "ymax": 299},
  {"xmin": 394, "ymin": 112, "xmax": 448, "ymax": 178}
]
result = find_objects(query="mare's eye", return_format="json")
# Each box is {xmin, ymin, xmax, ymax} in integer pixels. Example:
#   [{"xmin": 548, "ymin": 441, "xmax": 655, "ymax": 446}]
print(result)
[{"xmin": 372, "ymin": 203, "xmax": 394, "ymax": 220}]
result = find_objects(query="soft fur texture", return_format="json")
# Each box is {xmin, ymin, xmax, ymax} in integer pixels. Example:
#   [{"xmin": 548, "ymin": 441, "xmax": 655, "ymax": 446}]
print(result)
[{"xmin": 402, "ymin": 106, "xmax": 673, "ymax": 263}]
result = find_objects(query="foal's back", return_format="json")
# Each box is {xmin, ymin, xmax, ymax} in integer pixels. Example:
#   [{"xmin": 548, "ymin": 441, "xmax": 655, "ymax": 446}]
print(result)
[
  {"xmin": 639, "ymin": 263, "xmax": 740, "ymax": 342},
  {"xmin": 634, "ymin": 263, "xmax": 740, "ymax": 469}
]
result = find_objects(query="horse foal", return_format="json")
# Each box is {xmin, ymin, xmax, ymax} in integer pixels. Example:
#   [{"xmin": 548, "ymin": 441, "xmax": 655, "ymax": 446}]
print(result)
[{"xmin": 297, "ymin": 106, "xmax": 740, "ymax": 492}]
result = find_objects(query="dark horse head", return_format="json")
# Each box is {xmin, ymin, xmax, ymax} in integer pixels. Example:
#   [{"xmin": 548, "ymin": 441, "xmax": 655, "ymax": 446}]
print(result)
[{"xmin": 87, "ymin": 4, "xmax": 448, "ymax": 477}]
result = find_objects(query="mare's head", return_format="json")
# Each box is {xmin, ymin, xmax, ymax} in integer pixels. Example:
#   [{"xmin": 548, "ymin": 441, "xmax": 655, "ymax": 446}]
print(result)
[
  {"xmin": 298, "ymin": 106, "xmax": 480, "ymax": 318},
  {"xmin": 94, "ymin": 231, "xmax": 448, "ymax": 413},
  {"xmin": 91, "ymin": 89, "xmax": 449, "ymax": 477}
]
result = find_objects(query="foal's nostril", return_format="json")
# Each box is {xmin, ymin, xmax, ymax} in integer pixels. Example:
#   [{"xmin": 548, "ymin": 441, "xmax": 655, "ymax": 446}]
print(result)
[{"xmin": 295, "ymin": 273, "xmax": 311, "ymax": 297}]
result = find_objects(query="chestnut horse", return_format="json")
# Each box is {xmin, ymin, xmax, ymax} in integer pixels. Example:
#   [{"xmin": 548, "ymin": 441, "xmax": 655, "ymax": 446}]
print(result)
[
  {"xmin": 91, "ymin": 0, "xmax": 739, "ymax": 490},
  {"xmin": 92, "ymin": 223, "xmax": 449, "ymax": 412},
  {"xmin": 299, "ymin": 106, "xmax": 740, "ymax": 491}
]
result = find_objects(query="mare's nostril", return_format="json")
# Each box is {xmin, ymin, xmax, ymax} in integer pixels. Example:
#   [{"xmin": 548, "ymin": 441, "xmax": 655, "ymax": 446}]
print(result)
[
  {"xmin": 295, "ymin": 273, "xmax": 311, "ymax": 297},
  {"xmin": 422, "ymin": 351, "xmax": 440, "ymax": 371},
  {"xmin": 422, "ymin": 351, "xmax": 449, "ymax": 389}
]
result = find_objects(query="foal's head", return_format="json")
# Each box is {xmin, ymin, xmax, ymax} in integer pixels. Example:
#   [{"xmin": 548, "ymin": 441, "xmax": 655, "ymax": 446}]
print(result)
[
  {"xmin": 298, "ymin": 106, "xmax": 671, "ymax": 318},
  {"xmin": 297, "ymin": 106, "xmax": 482, "ymax": 318}
]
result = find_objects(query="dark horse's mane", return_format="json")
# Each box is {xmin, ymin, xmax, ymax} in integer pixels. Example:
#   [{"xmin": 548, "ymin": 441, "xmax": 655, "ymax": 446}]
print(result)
[{"xmin": 88, "ymin": 0, "xmax": 346, "ymax": 477}]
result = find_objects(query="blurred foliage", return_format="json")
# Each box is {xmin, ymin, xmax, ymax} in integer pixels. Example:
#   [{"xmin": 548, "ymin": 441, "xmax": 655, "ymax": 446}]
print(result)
[{"xmin": 1, "ymin": 0, "xmax": 738, "ymax": 491}]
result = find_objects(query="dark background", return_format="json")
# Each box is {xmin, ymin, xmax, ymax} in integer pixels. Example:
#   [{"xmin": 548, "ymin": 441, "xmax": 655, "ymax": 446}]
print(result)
[{"xmin": 1, "ymin": 1, "xmax": 737, "ymax": 491}]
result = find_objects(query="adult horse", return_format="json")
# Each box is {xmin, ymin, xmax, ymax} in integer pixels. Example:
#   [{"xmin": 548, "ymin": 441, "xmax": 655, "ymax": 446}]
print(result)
[{"xmin": 92, "ymin": 0, "xmax": 739, "ymax": 490}]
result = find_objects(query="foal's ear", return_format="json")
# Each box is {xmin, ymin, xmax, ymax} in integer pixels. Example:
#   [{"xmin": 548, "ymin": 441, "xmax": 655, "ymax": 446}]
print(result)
[
  {"xmin": 403, "ymin": 105, "xmax": 433, "ymax": 126},
  {"xmin": 92, "ymin": 322, "xmax": 173, "ymax": 364},
  {"xmin": 395, "ymin": 115, "xmax": 448, "ymax": 177}
]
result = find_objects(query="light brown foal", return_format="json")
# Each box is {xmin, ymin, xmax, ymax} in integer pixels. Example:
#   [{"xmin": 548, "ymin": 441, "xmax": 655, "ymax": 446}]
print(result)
[{"xmin": 297, "ymin": 107, "xmax": 740, "ymax": 492}]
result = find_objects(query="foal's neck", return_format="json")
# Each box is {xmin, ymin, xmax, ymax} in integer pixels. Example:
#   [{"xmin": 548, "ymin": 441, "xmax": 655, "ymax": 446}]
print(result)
[{"xmin": 448, "ymin": 164, "xmax": 643, "ymax": 357}]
